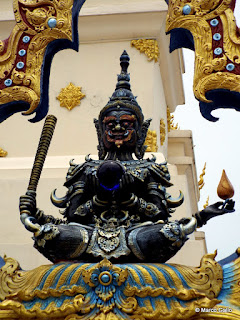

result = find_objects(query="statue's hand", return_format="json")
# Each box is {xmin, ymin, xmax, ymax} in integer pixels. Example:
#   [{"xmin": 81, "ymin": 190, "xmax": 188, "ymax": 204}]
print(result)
[
  {"xmin": 19, "ymin": 190, "xmax": 37, "ymax": 216},
  {"xmin": 34, "ymin": 223, "xmax": 60, "ymax": 248},
  {"xmin": 194, "ymin": 199, "xmax": 235, "ymax": 227},
  {"xmin": 119, "ymin": 172, "xmax": 134, "ymax": 190}
]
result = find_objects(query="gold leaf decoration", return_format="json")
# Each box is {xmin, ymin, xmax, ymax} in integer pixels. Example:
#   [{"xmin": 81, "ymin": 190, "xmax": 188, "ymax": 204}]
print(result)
[
  {"xmin": 144, "ymin": 129, "xmax": 158, "ymax": 151},
  {"xmin": 160, "ymin": 119, "xmax": 166, "ymax": 146},
  {"xmin": 57, "ymin": 83, "xmax": 85, "ymax": 111},
  {"xmin": 0, "ymin": 148, "xmax": 7, "ymax": 157},
  {"xmin": 131, "ymin": 39, "xmax": 159, "ymax": 62}
]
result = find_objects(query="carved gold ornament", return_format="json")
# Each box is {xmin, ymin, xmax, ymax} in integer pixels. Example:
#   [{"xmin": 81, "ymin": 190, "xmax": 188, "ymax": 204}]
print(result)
[
  {"xmin": 2, "ymin": 252, "xmax": 238, "ymax": 320},
  {"xmin": 0, "ymin": 148, "xmax": 7, "ymax": 157},
  {"xmin": 131, "ymin": 39, "xmax": 159, "ymax": 62},
  {"xmin": 57, "ymin": 83, "xmax": 86, "ymax": 111},
  {"xmin": 160, "ymin": 119, "xmax": 166, "ymax": 146},
  {"xmin": 144, "ymin": 129, "xmax": 158, "ymax": 151},
  {"xmin": 167, "ymin": 107, "xmax": 179, "ymax": 131},
  {"xmin": 0, "ymin": 0, "xmax": 85, "ymax": 122},
  {"xmin": 166, "ymin": 0, "xmax": 240, "ymax": 121},
  {"xmin": 198, "ymin": 162, "xmax": 206, "ymax": 190}
]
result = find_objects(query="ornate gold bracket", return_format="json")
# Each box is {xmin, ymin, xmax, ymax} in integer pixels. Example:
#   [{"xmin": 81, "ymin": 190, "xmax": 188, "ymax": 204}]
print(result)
[
  {"xmin": 131, "ymin": 39, "xmax": 159, "ymax": 62},
  {"xmin": 57, "ymin": 83, "xmax": 86, "ymax": 111}
]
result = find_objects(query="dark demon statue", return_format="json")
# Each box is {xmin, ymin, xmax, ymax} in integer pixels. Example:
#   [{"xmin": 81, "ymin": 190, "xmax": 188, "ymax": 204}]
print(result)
[{"xmin": 19, "ymin": 51, "xmax": 234, "ymax": 263}]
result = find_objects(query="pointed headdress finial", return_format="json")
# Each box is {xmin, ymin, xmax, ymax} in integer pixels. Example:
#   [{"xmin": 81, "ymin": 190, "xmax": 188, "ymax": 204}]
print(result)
[{"xmin": 99, "ymin": 50, "xmax": 144, "ymax": 124}]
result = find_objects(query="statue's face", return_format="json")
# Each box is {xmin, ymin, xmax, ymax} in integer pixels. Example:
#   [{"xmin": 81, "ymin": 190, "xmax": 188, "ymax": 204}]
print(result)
[{"xmin": 102, "ymin": 109, "xmax": 137, "ymax": 150}]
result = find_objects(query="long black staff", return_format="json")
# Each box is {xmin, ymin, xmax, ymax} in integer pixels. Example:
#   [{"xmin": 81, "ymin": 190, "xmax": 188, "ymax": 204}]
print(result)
[
  {"xmin": 28, "ymin": 114, "xmax": 57, "ymax": 193},
  {"xmin": 20, "ymin": 115, "xmax": 58, "ymax": 233}
]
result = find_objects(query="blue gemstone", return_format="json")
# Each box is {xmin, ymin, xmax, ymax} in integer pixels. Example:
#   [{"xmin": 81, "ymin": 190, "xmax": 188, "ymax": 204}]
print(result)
[
  {"xmin": 4, "ymin": 79, "xmax": 12, "ymax": 86},
  {"xmin": 101, "ymin": 274, "xmax": 110, "ymax": 283},
  {"xmin": 210, "ymin": 19, "xmax": 219, "ymax": 27},
  {"xmin": 213, "ymin": 33, "xmax": 221, "ymax": 41},
  {"xmin": 226, "ymin": 63, "xmax": 235, "ymax": 71},
  {"xmin": 17, "ymin": 62, "xmax": 24, "ymax": 69},
  {"xmin": 19, "ymin": 49, "xmax": 26, "ymax": 56},
  {"xmin": 214, "ymin": 47, "xmax": 222, "ymax": 55},
  {"xmin": 23, "ymin": 36, "xmax": 30, "ymax": 43},
  {"xmin": 48, "ymin": 18, "xmax": 57, "ymax": 29},
  {"xmin": 183, "ymin": 4, "xmax": 191, "ymax": 15}
]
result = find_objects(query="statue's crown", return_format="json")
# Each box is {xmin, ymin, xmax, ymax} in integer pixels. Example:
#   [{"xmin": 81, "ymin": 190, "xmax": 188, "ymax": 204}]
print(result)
[{"xmin": 99, "ymin": 50, "xmax": 144, "ymax": 124}]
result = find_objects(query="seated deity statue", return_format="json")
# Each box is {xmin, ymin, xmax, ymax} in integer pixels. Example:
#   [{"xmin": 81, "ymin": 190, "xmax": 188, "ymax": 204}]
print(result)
[{"xmin": 19, "ymin": 51, "xmax": 234, "ymax": 264}]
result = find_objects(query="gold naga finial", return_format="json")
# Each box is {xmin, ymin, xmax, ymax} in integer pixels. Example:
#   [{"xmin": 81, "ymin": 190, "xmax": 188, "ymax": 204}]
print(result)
[
  {"xmin": 57, "ymin": 83, "xmax": 86, "ymax": 111},
  {"xmin": 203, "ymin": 195, "xmax": 209, "ymax": 209},
  {"xmin": 217, "ymin": 169, "xmax": 234, "ymax": 200},
  {"xmin": 198, "ymin": 162, "xmax": 207, "ymax": 191},
  {"xmin": 167, "ymin": 107, "xmax": 179, "ymax": 132}
]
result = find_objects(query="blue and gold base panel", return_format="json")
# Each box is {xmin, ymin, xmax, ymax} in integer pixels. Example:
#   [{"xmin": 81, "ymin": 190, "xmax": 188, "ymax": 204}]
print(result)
[{"xmin": 0, "ymin": 251, "xmax": 240, "ymax": 319}]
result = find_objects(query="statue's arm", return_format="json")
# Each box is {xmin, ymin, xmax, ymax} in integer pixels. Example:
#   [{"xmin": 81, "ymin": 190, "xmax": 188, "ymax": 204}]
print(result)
[{"xmin": 193, "ymin": 200, "xmax": 235, "ymax": 227}]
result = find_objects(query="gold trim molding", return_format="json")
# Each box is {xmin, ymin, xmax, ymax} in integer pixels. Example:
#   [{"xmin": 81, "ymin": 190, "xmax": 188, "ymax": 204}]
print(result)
[
  {"xmin": 57, "ymin": 83, "xmax": 86, "ymax": 111},
  {"xmin": 131, "ymin": 39, "xmax": 159, "ymax": 62},
  {"xmin": 0, "ymin": 148, "xmax": 7, "ymax": 157}
]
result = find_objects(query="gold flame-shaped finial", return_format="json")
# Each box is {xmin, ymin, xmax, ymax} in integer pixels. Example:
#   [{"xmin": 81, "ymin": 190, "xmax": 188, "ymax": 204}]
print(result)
[{"xmin": 217, "ymin": 170, "xmax": 234, "ymax": 200}]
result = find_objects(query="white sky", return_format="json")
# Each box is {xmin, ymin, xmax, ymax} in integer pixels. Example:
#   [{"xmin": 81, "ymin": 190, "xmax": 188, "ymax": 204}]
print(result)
[{"xmin": 174, "ymin": 48, "xmax": 240, "ymax": 261}]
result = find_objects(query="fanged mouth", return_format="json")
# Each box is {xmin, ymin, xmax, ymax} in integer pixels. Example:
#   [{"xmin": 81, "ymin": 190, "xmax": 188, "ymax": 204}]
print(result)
[
  {"xmin": 105, "ymin": 130, "xmax": 133, "ymax": 148},
  {"xmin": 107, "ymin": 130, "xmax": 129, "ymax": 139}
]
